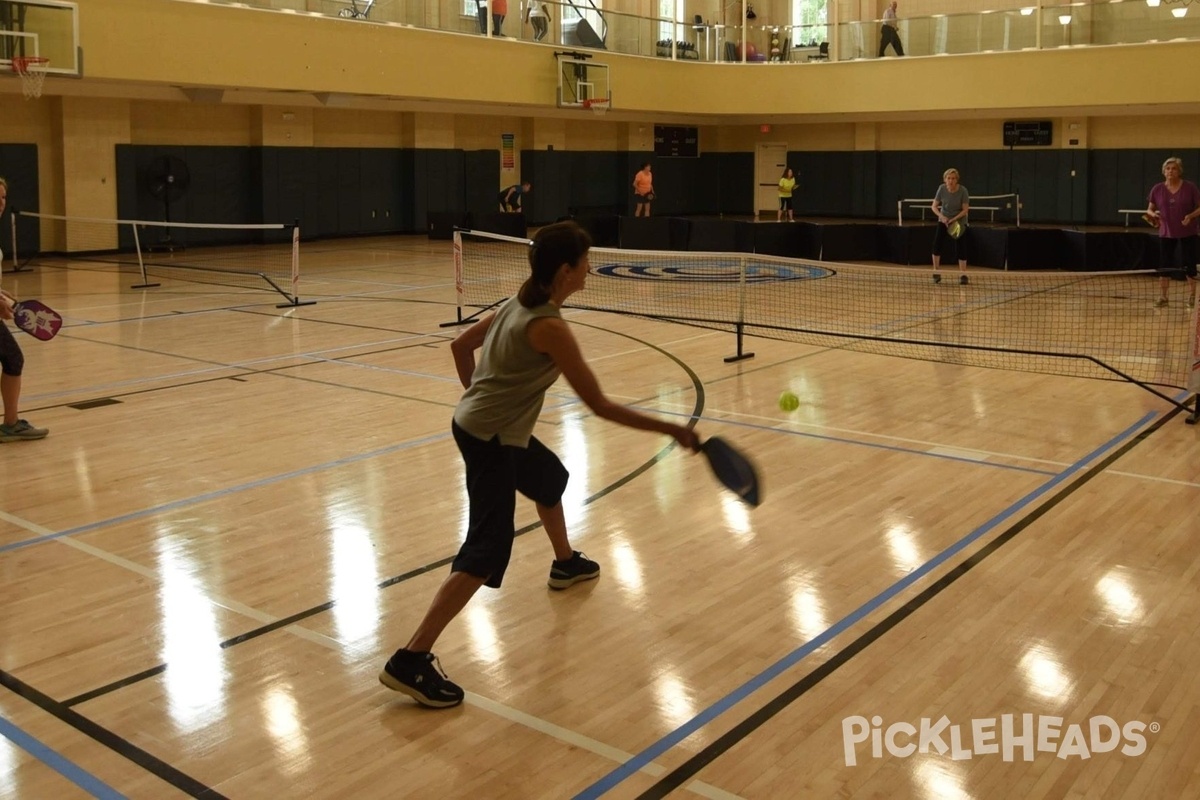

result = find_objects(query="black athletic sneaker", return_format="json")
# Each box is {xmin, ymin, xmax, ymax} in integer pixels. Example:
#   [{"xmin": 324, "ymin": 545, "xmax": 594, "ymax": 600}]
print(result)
[
  {"xmin": 379, "ymin": 649, "xmax": 464, "ymax": 708},
  {"xmin": 959, "ymin": 274, "xmax": 969, "ymax": 285},
  {"xmin": 932, "ymin": 273, "xmax": 942, "ymax": 284},
  {"xmin": 548, "ymin": 551, "xmax": 600, "ymax": 590}
]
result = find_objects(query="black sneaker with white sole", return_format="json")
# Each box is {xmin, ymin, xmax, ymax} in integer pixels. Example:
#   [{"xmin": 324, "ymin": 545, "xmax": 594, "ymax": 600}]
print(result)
[
  {"xmin": 548, "ymin": 551, "xmax": 600, "ymax": 590},
  {"xmin": 379, "ymin": 649, "xmax": 464, "ymax": 708}
]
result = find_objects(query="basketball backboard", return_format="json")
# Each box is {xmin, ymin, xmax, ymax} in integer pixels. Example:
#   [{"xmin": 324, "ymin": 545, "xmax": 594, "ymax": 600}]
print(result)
[
  {"xmin": 555, "ymin": 53, "xmax": 610, "ymax": 109},
  {"xmin": 0, "ymin": 0, "xmax": 82, "ymax": 80}
]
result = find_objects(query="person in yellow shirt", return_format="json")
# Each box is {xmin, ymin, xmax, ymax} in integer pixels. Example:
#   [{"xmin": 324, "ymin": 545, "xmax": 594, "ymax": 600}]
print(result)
[{"xmin": 777, "ymin": 167, "xmax": 796, "ymax": 222}]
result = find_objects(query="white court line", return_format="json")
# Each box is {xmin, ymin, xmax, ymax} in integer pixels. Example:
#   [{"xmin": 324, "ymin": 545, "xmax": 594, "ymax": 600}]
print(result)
[
  {"xmin": 420, "ymin": 310, "xmax": 1200, "ymax": 489},
  {"xmin": 467, "ymin": 694, "xmax": 745, "ymax": 800},
  {"xmin": 927, "ymin": 446, "xmax": 993, "ymax": 462},
  {"xmin": 0, "ymin": 508, "xmax": 742, "ymax": 800},
  {"xmin": 580, "ymin": 398, "xmax": 1200, "ymax": 489},
  {"xmin": 27, "ymin": 329, "xmax": 457, "ymax": 403},
  {"xmin": 1106, "ymin": 470, "xmax": 1200, "ymax": 489},
  {"xmin": 0, "ymin": 510, "xmax": 357, "ymax": 656}
]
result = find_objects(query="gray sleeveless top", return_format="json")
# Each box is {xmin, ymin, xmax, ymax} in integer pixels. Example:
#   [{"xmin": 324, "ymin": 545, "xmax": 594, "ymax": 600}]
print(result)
[{"xmin": 453, "ymin": 296, "xmax": 563, "ymax": 447}]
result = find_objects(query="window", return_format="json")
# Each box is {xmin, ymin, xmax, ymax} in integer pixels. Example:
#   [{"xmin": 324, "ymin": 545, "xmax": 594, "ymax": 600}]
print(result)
[
  {"xmin": 658, "ymin": 0, "xmax": 684, "ymax": 43},
  {"xmin": 792, "ymin": 0, "xmax": 828, "ymax": 45},
  {"xmin": 792, "ymin": 0, "xmax": 827, "ymax": 27}
]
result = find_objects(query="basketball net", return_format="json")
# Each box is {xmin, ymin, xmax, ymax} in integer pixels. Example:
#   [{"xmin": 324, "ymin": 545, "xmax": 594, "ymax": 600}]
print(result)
[
  {"xmin": 12, "ymin": 56, "xmax": 49, "ymax": 100},
  {"xmin": 583, "ymin": 99, "xmax": 610, "ymax": 116}
]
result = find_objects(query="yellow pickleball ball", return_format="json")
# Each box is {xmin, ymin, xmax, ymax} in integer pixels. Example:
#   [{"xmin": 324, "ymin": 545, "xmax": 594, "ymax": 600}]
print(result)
[{"xmin": 778, "ymin": 391, "xmax": 800, "ymax": 412}]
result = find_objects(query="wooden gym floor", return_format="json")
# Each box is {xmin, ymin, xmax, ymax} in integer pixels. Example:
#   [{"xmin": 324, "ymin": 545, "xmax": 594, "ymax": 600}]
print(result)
[{"xmin": 1, "ymin": 237, "xmax": 1198, "ymax": 799}]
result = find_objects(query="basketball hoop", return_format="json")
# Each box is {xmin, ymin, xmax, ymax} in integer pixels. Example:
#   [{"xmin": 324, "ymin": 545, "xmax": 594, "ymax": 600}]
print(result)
[
  {"xmin": 11, "ymin": 56, "xmax": 50, "ymax": 100},
  {"xmin": 582, "ymin": 98, "xmax": 610, "ymax": 116}
]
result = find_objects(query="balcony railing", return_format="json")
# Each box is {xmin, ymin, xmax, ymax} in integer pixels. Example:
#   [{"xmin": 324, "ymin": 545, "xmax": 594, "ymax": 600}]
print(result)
[{"xmin": 179, "ymin": 0, "xmax": 1200, "ymax": 63}]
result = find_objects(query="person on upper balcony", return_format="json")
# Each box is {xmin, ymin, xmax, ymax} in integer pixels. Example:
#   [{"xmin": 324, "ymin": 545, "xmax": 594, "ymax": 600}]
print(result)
[{"xmin": 879, "ymin": 1, "xmax": 905, "ymax": 57}]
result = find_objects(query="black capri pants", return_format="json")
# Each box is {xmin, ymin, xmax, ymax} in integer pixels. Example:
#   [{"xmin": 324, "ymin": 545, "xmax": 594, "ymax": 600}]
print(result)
[
  {"xmin": 451, "ymin": 419, "xmax": 569, "ymax": 588},
  {"xmin": 931, "ymin": 221, "xmax": 968, "ymax": 263},
  {"xmin": 0, "ymin": 323, "xmax": 24, "ymax": 377},
  {"xmin": 1158, "ymin": 235, "xmax": 1198, "ymax": 279}
]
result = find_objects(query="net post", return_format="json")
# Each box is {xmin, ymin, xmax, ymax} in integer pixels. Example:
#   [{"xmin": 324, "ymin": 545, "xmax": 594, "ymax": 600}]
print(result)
[
  {"xmin": 276, "ymin": 221, "xmax": 314, "ymax": 307},
  {"xmin": 724, "ymin": 255, "xmax": 755, "ymax": 363},
  {"xmin": 896, "ymin": 198, "xmax": 902, "ymax": 227},
  {"xmin": 9, "ymin": 210, "xmax": 31, "ymax": 272},
  {"xmin": 1188, "ymin": 307, "xmax": 1200, "ymax": 424},
  {"xmin": 291, "ymin": 222, "xmax": 299, "ymax": 299},
  {"xmin": 439, "ymin": 229, "xmax": 468, "ymax": 327},
  {"xmin": 1015, "ymin": 194, "xmax": 1021, "ymax": 227},
  {"xmin": 129, "ymin": 222, "xmax": 160, "ymax": 289}
]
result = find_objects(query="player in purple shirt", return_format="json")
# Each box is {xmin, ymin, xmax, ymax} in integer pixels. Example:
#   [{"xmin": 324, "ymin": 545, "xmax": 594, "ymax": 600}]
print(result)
[{"xmin": 1146, "ymin": 157, "xmax": 1200, "ymax": 309}]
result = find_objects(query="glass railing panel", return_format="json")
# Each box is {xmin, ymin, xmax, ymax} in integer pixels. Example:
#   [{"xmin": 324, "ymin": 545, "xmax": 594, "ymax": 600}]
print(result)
[
  {"xmin": 837, "ymin": 9, "xmax": 1036, "ymax": 59},
  {"xmin": 170, "ymin": 0, "xmax": 1200, "ymax": 62},
  {"xmin": 703, "ymin": 23, "xmax": 829, "ymax": 63},
  {"xmin": 1044, "ymin": 0, "xmax": 1200, "ymax": 47},
  {"xmin": 600, "ymin": 8, "xmax": 654, "ymax": 57}
]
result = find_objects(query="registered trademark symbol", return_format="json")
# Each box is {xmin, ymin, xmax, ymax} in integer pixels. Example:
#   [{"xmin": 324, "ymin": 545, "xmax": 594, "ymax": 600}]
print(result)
[{"xmin": 1149, "ymin": 722, "xmax": 1161, "ymax": 734}]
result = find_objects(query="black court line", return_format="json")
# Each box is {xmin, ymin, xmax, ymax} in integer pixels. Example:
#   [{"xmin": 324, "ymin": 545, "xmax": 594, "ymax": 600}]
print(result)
[
  {"xmin": 55, "ymin": 319, "xmax": 703, "ymax": 712},
  {"xmin": 634, "ymin": 405, "xmax": 1183, "ymax": 799},
  {"xmin": 0, "ymin": 668, "xmax": 227, "ymax": 799},
  {"xmin": 67, "ymin": 398, "xmax": 123, "ymax": 410},
  {"xmin": 26, "ymin": 329, "xmax": 463, "ymax": 416},
  {"xmin": 25, "ymin": 293, "xmax": 549, "ymax": 431},
  {"xmin": 67, "ymin": 433, "xmax": 687, "ymax": 709}
]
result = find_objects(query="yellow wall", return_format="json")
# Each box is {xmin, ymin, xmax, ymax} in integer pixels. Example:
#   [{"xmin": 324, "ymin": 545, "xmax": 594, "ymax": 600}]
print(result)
[
  {"xmin": 1090, "ymin": 116, "xmax": 1200, "ymax": 149},
  {"xmin": 314, "ymin": 109, "xmax": 404, "ymax": 148},
  {"xmin": 61, "ymin": 98, "xmax": 130, "ymax": 243},
  {"xmin": 79, "ymin": 0, "xmax": 1200, "ymax": 118},
  {"xmin": 130, "ymin": 103, "xmax": 255, "ymax": 146},
  {"xmin": 259, "ymin": 107, "xmax": 316, "ymax": 147}
]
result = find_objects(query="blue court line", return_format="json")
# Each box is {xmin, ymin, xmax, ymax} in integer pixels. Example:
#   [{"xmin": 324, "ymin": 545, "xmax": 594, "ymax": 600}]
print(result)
[
  {"xmin": 573, "ymin": 407, "xmax": 1159, "ymax": 799},
  {"xmin": 0, "ymin": 394, "xmax": 585, "ymax": 556},
  {"xmin": 0, "ymin": 716, "xmax": 128, "ymax": 800},
  {"xmin": 0, "ymin": 430, "xmax": 452, "ymax": 555}
]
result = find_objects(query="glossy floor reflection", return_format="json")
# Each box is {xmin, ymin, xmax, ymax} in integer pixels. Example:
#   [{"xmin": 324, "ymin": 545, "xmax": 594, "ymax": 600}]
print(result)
[{"xmin": 0, "ymin": 238, "xmax": 1197, "ymax": 799}]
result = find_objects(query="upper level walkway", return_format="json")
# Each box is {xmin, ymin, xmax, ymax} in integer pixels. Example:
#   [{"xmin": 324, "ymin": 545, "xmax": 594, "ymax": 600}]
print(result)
[{"xmin": 191, "ymin": 0, "xmax": 1200, "ymax": 64}]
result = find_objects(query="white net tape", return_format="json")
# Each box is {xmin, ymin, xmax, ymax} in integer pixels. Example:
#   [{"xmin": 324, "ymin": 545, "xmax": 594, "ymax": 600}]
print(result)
[{"xmin": 13, "ymin": 58, "xmax": 49, "ymax": 99}]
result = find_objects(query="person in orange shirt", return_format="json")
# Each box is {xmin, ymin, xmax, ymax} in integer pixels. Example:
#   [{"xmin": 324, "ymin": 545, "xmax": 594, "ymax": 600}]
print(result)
[
  {"xmin": 491, "ymin": 0, "xmax": 507, "ymax": 34},
  {"xmin": 633, "ymin": 163, "xmax": 654, "ymax": 217},
  {"xmin": 473, "ymin": 0, "xmax": 506, "ymax": 34}
]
